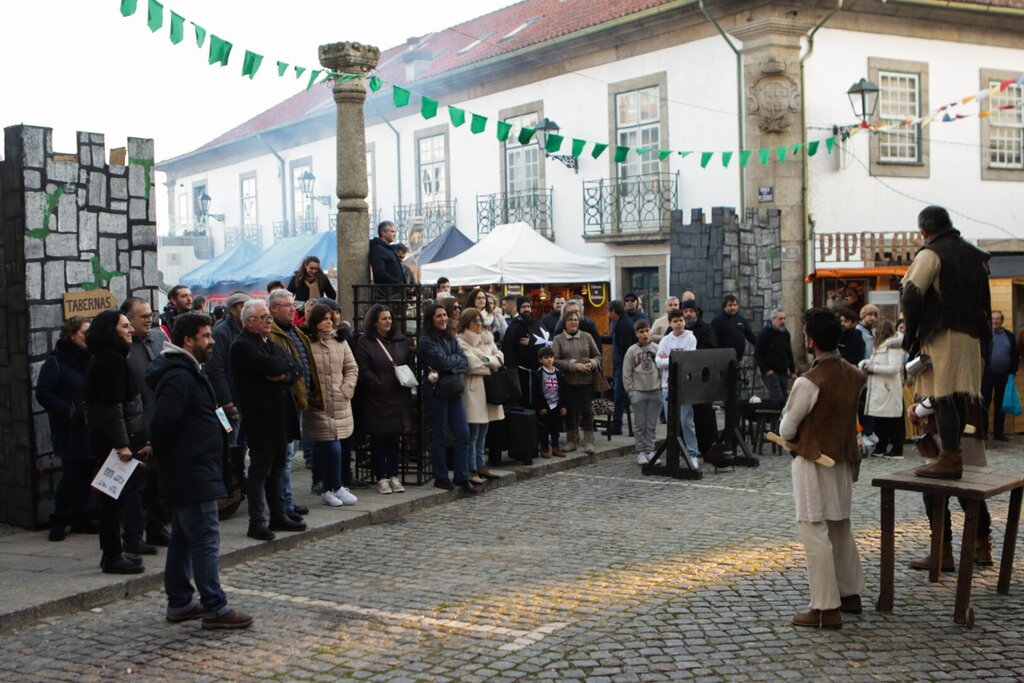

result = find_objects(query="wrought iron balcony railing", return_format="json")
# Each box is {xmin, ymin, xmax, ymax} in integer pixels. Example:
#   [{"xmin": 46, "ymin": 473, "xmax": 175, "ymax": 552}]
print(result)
[
  {"xmin": 582, "ymin": 172, "xmax": 679, "ymax": 239},
  {"xmin": 394, "ymin": 200, "xmax": 456, "ymax": 246},
  {"xmin": 476, "ymin": 188, "xmax": 553, "ymax": 240},
  {"xmin": 158, "ymin": 230, "xmax": 214, "ymax": 259},
  {"xmin": 224, "ymin": 224, "xmax": 262, "ymax": 250},
  {"xmin": 272, "ymin": 219, "xmax": 318, "ymax": 239},
  {"xmin": 326, "ymin": 209, "xmax": 380, "ymax": 239}
]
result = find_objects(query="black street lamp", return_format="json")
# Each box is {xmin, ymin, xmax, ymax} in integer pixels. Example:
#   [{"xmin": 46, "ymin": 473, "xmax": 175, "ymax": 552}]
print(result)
[
  {"xmin": 299, "ymin": 170, "xmax": 334, "ymax": 206},
  {"xmin": 847, "ymin": 78, "xmax": 880, "ymax": 127},
  {"xmin": 534, "ymin": 117, "xmax": 578, "ymax": 173},
  {"xmin": 196, "ymin": 191, "xmax": 223, "ymax": 228}
]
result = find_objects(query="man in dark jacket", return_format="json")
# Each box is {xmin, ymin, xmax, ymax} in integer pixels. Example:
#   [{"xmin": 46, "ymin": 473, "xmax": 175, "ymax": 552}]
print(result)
[
  {"xmin": 755, "ymin": 309, "xmax": 797, "ymax": 406},
  {"xmin": 982, "ymin": 310, "xmax": 1019, "ymax": 441},
  {"xmin": 683, "ymin": 300, "xmax": 719, "ymax": 451},
  {"xmin": 503, "ymin": 297, "xmax": 547, "ymax": 403},
  {"xmin": 147, "ymin": 312, "xmax": 253, "ymax": 630},
  {"xmin": 206, "ymin": 292, "xmax": 249, "ymax": 443},
  {"xmin": 838, "ymin": 308, "xmax": 866, "ymax": 366},
  {"xmin": 711, "ymin": 294, "xmax": 757, "ymax": 362},
  {"xmin": 682, "ymin": 300, "xmax": 717, "ymax": 350},
  {"xmin": 229, "ymin": 300, "xmax": 305, "ymax": 540},
  {"xmin": 159, "ymin": 285, "xmax": 193, "ymax": 337},
  {"xmin": 369, "ymin": 221, "xmax": 404, "ymax": 285},
  {"xmin": 607, "ymin": 299, "xmax": 638, "ymax": 435},
  {"xmin": 541, "ymin": 295, "xmax": 565, "ymax": 337}
]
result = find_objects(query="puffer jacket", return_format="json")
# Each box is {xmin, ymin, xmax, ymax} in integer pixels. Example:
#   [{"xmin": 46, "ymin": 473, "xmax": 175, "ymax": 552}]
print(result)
[
  {"xmin": 864, "ymin": 334, "xmax": 905, "ymax": 418},
  {"xmin": 457, "ymin": 329, "xmax": 505, "ymax": 424},
  {"xmin": 35, "ymin": 340, "xmax": 92, "ymax": 461},
  {"xmin": 84, "ymin": 346, "xmax": 148, "ymax": 457},
  {"xmin": 552, "ymin": 330, "xmax": 602, "ymax": 386},
  {"xmin": 269, "ymin": 319, "xmax": 323, "ymax": 411},
  {"xmin": 303, "ymin": 331, "xmax": 358, "ymax": 441}
]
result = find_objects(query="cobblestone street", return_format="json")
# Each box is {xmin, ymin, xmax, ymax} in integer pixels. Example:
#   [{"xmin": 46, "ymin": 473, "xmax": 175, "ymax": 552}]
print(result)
[{"xmin": 2, "ymin": 445, "xmax": 1023, "ymax": 682}]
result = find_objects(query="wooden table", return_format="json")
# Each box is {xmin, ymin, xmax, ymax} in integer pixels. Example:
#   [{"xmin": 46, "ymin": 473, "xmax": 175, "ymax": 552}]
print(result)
[{"xmin": 872, "ymin": 466, "xmax": 1024, "ymax": 626}]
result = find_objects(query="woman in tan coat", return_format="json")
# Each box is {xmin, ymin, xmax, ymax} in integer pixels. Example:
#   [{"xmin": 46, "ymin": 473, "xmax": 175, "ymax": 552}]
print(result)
[
  {"xmin": 552, "ymin": 310, "xmax": 602, "ymax": 454},
  {"xmin": 456, "ymin": 308, "xmax": 504, "ymax": 484},
  {"xmin": 302, "ymin": 304, "xmax": 359, "ymax": 507}
]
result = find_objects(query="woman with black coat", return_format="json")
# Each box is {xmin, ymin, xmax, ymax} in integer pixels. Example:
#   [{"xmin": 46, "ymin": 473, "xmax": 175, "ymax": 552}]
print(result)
[
  {"xmin": 36, "ymin": 317, "xmax": 95, "ymax": 541},
  {"xmin": 286, "ymin": 255, "xmax": 337, "ymax": 303},
  {"xmin": 84, "ymin": 310, "xmax": 150, "ymax": 574}
]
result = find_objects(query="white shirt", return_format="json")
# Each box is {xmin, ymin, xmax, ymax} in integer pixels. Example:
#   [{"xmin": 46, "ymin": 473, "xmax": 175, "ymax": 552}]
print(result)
[{"xmin": 655, "ymin": 329, "xmax": 697, "ymax": 390}]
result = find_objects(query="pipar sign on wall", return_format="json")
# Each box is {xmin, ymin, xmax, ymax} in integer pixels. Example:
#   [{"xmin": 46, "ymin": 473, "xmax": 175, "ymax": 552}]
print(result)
[
  {"xmin": 816, "ymin": 231, "xmax": 924, "ymax": 265},
  {"xmin": 63, "ymin": 290, "xmax": 117, "ymax": 319}
]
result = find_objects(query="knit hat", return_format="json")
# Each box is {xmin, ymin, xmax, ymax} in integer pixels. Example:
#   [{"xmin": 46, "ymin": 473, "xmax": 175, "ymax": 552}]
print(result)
[
  {"xmin": 516, "ymin": 296, "xmax": 530, "ymax": 311},
  {"xmin": 226, "ymin": 293, "xmax": 251, "ymax": 308},
  {"xmin": 681, "ymin": 300, "xmax": 699, "ymax": 311}
]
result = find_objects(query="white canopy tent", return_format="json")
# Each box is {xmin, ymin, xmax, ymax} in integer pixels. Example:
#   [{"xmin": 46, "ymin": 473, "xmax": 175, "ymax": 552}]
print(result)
[{"xmin": 420, "ymin": 222, "xmax": 610, "ymax": 286}]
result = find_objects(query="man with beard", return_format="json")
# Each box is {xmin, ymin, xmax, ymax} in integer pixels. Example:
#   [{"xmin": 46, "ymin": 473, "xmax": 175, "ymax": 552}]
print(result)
[
  {"xmin": 148, "ymin": 312, "xmax": 253, "ymax": 630},
  {"xmin": 160, "ymin": 285, "xmax": 193, "ymax": 337},
  {"xmin": 682, "ymin": 300, "xmax": 719, "ymax": 451},
  {"xmin": 503, "ymin": 296, "xmax": 547, "ymax": 403},
  {"xmin": 837, "ymin": 309, "xmax": 866, "ymax": 367},
  {"xmin": 541, "ymin": 295, "xmax": 566, "ymax": 337},
  {"xmin": 650, "ymin": 296, "xmax": 680, "ymax": 343},
  {"xmin": 755, "ymin": 309, "xmax": 798, "ymax": 406}
]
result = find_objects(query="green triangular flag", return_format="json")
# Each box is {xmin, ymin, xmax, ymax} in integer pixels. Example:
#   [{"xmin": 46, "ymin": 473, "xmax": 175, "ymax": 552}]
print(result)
[
  {"xmin": 807, "ymin": 140, "xmax": 820, "ymax": 157},
  {"xmin": 496, "ymin": 121, "xmax": 512, "ymax": 142},
  {"xmin": 337, "ymin": 73, "xmax": 359, "ymax": 83},
  {"xmin": 120, "ymin": 0, "xmax": 137, "ymax": 17},
  {"xmin": 614, "ymin": 146, "xmax": 629, "ymax": 163},
  {"xmin": 739, "ymin": 150, "xmax": 752, "ymax": 167},
  {"xmin": 294, "ymin": 66, "xmax": 306, "ymax": 79},
  {"xmin": 545, "ymin": 134, "xmax": 564, "ymax": 153},
  {"xmin": 700, "ymin": 152, "xmax": 713, "ymax": 168},
  {"xmin": 392, "ymin": 86, "xmax": 410, "ymax": 107},
  {"xmin": 825, "ymin": 137, "xmax": 836, "ymax": 153},
  {"xmin": 147, "ymin": 0, "xmax": 163, "ymax": 32},
  {"xmin": 449, "ymin": 106, "xmax": 466, "ymax": 127},
  {"xmin": 421, "ymin": 97, "xmax": 438, "ymax": 119},
  {"xmin": 241, "ymin": 51, "xmax": 263, "ymax": 79},
  {"xmin": 208, "ymin": 35, "xmax": 231, "ymax": 66},
  {"xmin": 758, "ymin": 148, "xmax": 770, "ymax": 165},
  {"xmin": 572, "ymin": 139, "xmax": 587, "ymax": 157},
  {"xmin": 517, "ymin": 127, "xmax": 536, "ymax": 145},
  {"xmin": 192, "ymin": 23, "xmax": 206, "ymax": 48},
  {"xmin": 791, "ymin": 143, "xmax": 803, "ymax": 156},
  {"xmin": 635, "ymin": 147, "xmax": 650, "ymax": 156},
  {"xmin": 721, "ymin": 151, "xmax": 733, "ymax": 168},
  {"xmin": 775, "ymin": 146, "xmax": 786, "ymax": 162},
  {"xmin": 169, "ymin": 11, "xmax": 184, "ymax": 44},
  {"xmin": 470, "ymin": 114, "xmax": 487, "ymax": 134},
  {"xmin": 591, "ymin": 143, "xmax": 608, "ymax": 159},
  {"xmin": 678, "ymin": 151, "xmax": 692, "ymax": 159},
  {"xmin": 659, "ymin": 150, "xmax": 672, "ymax": 161},
  {"xmin": 368, "ymin": 76, "xmax": 382, "ymax": 91},
  {"xmin": 305, "ymin": 70, "xmax": 322, "ymax": 91},
  {"xmin": 276, "ymin": 61, "xmax": 288, "ymax": 77}
]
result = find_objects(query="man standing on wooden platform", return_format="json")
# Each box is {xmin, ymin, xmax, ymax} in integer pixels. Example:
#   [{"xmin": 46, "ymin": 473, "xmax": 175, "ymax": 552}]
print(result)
[{"xmin": 779, "ymin": 308, "xmax": 866, "ymax": 629}]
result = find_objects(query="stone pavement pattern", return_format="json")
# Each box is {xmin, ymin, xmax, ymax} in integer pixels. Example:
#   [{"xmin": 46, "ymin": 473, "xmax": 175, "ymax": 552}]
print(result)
[{"xmin": 1, "ymin": 445, "xmax": 1023, "ymax": 682}]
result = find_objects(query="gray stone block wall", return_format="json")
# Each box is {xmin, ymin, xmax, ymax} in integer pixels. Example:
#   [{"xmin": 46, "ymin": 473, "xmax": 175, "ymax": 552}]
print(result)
[{"xmin": 0, "ymin": 125, "xmax": 159, "ymax": 528}]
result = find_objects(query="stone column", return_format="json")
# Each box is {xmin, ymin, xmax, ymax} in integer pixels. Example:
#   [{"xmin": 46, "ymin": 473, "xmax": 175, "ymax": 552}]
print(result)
[{"xmin": 318, "ymin": 42, "xmax": 380, "ymax": 324}]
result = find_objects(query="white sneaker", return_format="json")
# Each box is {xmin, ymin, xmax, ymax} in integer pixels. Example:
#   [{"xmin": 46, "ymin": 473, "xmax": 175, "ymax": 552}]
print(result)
[
  {"xmin": 376, "ymin": 479, "xmax": 392, "ymax": 495},
  {"xmin": 321, "ymin": 490, "xmax": 344, "ymax": 507},
  {"xmin": 863, "ymin": 433, "xmax": 879, "ymax": 447},
  {"xmin": 636, "ymin": 452, "xmax": 649, "ymax": 465},
  {"xmin": 334, "ymin": 487, "xmax": 358, "ymax": 505},
  {"xmin": 389, "ymin": 477, "xmax": 406, "ymax": 493}
]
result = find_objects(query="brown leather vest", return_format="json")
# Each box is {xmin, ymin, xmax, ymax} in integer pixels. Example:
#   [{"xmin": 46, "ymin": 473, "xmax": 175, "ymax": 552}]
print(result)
[{"xmin": 791, "ymin": 354, "xmax": 865, "ymax": 465}]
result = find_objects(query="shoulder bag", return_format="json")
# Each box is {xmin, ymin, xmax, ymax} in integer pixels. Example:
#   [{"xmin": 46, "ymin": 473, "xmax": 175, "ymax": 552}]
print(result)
[
  {"xmin": 376, "ymin": 338, "xmax": 419, "ymax": 388},
  {"xmin": 484, "ymin": 366, "xmax": 522, "ymax": 405}
]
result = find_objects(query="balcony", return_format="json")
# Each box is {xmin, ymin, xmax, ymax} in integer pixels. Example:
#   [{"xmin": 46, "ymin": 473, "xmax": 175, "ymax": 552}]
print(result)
[
  {"xmin": 272, "ymin": 219, "xmax": 318, "ymax": 240},
  {"xmin": 582, "ymin": 172, "xmax": 679, "ymax": 243},
  {"xmin": 394, "ymin": 200, "xmax": 456, "ymax": 246},
  {"xmin": 224, "ymin": 224, "xmax": 262, "ymax": 250},
  {"xmin": 158, "ymin": 230, "xmax": 214, "ymax": 259},
  {"xmin": 476, "ymin": 189, "xmax": 553, "ymax": 241},
  {"xmin": 326, "ymin": 209, "xmax": 380, "ymax": 240}
]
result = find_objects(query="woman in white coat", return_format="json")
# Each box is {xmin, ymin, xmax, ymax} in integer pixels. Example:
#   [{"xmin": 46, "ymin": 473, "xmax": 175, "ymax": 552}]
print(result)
[
  {"xmin": 862, "ymin": 319, "xmax": 905, "ymax": 457},
  {"xmin": 456, "ymin": 307, "xmax": 504, "ymax": 484}
]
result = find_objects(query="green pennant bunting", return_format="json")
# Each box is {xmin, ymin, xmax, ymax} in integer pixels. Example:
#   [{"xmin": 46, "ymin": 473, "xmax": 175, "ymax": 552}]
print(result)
[
  {"xmin": 721, "ymin": 151, "xmax": 733, "ymax": 168},
  {"xmin": 169, "ymin": 11, "xmax": 184, "ymax": 44},
  {"xmin": 192, "ymin": 23, "xmax": 206, "ymax": 48},
  {"xmin": 825, "ymin": 137, "xmax": 836, "ymax": 153},
  {"xmin": 635, "ymin": 147, "xmax": 650, "ymax": 156},
  {"xmin": 678, "ymin": 151, "xmax": 692, "ymax": 159},
  {"xmin": 545, "ymin": 134, "xmax": 564, "ymax": 154},
  {"xmin": 614, "ymin": 146, "xmax": 630, "ymax": 163},
  {"xmin": 517, "ymin": 127, "xmax": 536, "ymax": 145},
  {"xmin": 120, "ymin": 0, "xmax": 137, "ymax": 17},
  {"xmin": 791, "ymin": 143, "xmax": 803, "ymax": 156},
  {"xmin": 658, "ymin": 150, "xmax": 672, "ymax": 161},
  {"xmin": 470, "ymin": 114, "xmax": 487, "ymax": 134},
  {"xmin": 147, "ymin": 0, "xmax": 163, "ymax": 32},
  {"xmin": 739, "ymin": 150, "xmax": 752, "ymax": 167},
  {"xmin": 336, "ymin": 72, "xmax": 358, "ymax": 83},
  {"xmin": 775, "ymin": 146, "xmax": 786, "ymax": 163},
  {"xmin": 591, "ymin": 143, "xmax": 608, "ymax": 159},
  {"xmin": 369, "ymin": 76, "xmax": 382, "ymax": 91},
  {"xmin": 700, "ymin": 152, "xmax": 713, "ymax": 169},
  {"xmin": 421, "ymin": 97, "xmax": 438, "ymax": 119},
  {"xmin": 758, "ymin": 148, "xmax": 770, "ymax": 165},
  {"xmin": 572, "ymin": 138, "xmax": 587, "ymax": 157},
  {"xmin": 496, "ymin": 120, "xmax": 512, "ymax": 142},
  {"xmin": 208, "ymin": 35, "xmax": 231, "ymax": 66},
  {"xmin": 241, "ymin": 50, "xmax": 263, "ymax": 79},
  {"xmin": 807, "ymin": 140, "xmax": 820, "ymax": 157},
  {"xmin": 276, "ymin": 61, "xmax": 288, "ymax": 77},
  {"xmin": 294, "ymin": 66, "xmax": 306, "ymax": 79},
  {"xmin": 305, "ymin": 70, "xmax": 322, "ymax": 91},
  {"xmin": 392, "ymin": 86, "xmax": 410, "ymax": 107},
  {"xmin": 449, "ymin": 106, "xmax": 466, "ymax": 127}
]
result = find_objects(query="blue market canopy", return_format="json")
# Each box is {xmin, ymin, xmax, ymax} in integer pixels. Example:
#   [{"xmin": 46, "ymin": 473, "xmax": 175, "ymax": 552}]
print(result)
[
  {"xmin": 180, "ymin": 240, "xmax": 262, "ymax": 290},
  {"xmin": 417, "ymin": 226, "xmax": 474, "ymax": 265},
  {"xmin": 203, "ymin": 231, "xmax": 338, "ymax": 291}
]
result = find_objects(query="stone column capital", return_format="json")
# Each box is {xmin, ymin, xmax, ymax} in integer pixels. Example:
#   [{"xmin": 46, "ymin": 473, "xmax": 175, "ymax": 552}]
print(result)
[{"xmin": 318, "ymin": 42, "xmax": 380, "ymax": 73}]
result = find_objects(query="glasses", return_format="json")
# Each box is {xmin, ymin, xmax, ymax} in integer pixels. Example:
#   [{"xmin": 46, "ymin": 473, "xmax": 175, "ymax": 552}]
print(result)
[
  {"xmin": 247, "ymin": 314, "xmax": 273, "ymax": 321},
  {"xmin": 469, "ymin": 318, "xmax": 483, "ymax": 325}
]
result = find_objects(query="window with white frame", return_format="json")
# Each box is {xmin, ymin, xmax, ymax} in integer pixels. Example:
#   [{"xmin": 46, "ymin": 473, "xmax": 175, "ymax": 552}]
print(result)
[
  {"xmin": 878, "ymin": 71, "xmax": 920, "ymax": 163},
  {"xmin": 616, "ymin": 86, "xmax": 660, "ymax": 178},
  {"xmin": 240, "ymin": 175, "xmax": 257, "ymax": 227},
  {"xmin": 418, "ymin": 134, "xmax": 447, "ymax": 205},
  {"xmin": 989, "ymin": 80, "xmax": 1023, "ymax": 169},
  {"xmin": 504, "ymin": 112, "xmax": 541, "ymax": 194}
]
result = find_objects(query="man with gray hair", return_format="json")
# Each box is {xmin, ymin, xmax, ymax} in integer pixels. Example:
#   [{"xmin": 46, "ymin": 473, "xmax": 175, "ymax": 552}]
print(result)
[
  {"xmin": 754, "ymin": 308, "xmax": 797, "ymax": 405},
  {"xmin": 650, "ymin": 296, "xmax": 680, "ymax": 343}
]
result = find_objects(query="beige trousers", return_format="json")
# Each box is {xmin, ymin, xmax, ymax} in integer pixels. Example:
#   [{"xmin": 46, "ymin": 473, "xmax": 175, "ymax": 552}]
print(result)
[{"xmin": 798, "ymin": 519, "xmax": 865, "ymax": 610}]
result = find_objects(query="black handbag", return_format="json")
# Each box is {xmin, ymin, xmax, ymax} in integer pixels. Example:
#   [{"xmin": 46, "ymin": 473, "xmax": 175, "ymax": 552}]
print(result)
[
  {"xmin": 435, "ymin": 372, "xmax": 464, "ymax": 400},
  {"xmin": 484, "ymin": 367, "xmax": 522, "ymax": 405}
]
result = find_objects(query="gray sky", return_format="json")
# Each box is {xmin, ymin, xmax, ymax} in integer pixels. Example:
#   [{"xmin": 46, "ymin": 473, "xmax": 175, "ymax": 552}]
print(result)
[{"xmin": 1, "ymin": 0, "xmax": 513, "ymax": 161}]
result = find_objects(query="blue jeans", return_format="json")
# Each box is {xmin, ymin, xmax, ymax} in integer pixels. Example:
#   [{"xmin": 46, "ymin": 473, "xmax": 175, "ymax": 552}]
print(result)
[
  {"xmin": 612, "ymin": 364, "xmax": 626, "ymax": 429},
  {"xmin": 762, "ymin": 372, "xmax": 789, "ymax": 407},
  {"xmin": 425, "ymin": 393, "xmax": 471, "ymax": 482},
  {"xmin": 468, "ymin": 423, "xmax": 489, "ymax": 471},
  {"xmin": 282, "ymin": 442, "xmax": 295, "ymax": 511},
  {"xmin": 313, "ymin": 440, "xmax": 342, "ymax": 493},
  {"xmin": 663, "ymin": 389, "xmax": 699, "ymax": 457},
  {"xmin": 164, "ymin": 500, "xmax": 229, "ymax": 619}
]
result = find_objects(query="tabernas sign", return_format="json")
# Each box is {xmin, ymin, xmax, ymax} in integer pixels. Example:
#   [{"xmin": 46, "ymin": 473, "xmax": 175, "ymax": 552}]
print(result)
[
  {"xmin": 63, "ymin": 290, "xmax": 117, "ymax": 319},
  {"xmin": 815, "ymin": 231, "xmax": 923, "ymax": 265}
]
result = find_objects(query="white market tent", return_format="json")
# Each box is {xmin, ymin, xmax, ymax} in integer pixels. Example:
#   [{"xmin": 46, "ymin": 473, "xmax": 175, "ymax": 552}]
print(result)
[{"xmin": 420, "ymin": 222, "xmax": 610, "ymax": 286}]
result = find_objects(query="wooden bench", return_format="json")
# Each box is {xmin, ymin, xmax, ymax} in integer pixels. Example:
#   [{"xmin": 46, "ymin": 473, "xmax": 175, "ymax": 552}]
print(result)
[{"xmin": 872, "ymin": 466, "xmax": 1024, "ymax": 626}]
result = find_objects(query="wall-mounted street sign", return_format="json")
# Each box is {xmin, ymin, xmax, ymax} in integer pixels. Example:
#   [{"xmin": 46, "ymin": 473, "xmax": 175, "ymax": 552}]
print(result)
[
  {"xmin": 63, "ymin": 290, "xmax": 117, "ymax": 319},
  {"xmin": 758, "ymin": 186, "xmax": 774, "ymax": 203},
  {"xmin": 816, "ymin": 231, "xmax": 923, "ymax": 265}
]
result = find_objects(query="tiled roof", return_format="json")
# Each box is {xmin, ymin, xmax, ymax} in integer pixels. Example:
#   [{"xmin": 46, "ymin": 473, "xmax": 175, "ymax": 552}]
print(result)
[{"xmin": 170, "ymin": 0, "xmax": 1024, "ymax": 162}]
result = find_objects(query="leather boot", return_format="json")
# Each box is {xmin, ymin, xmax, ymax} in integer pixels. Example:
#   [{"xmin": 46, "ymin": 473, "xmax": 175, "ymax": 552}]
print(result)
[
  {"xmin": 583, "ymin": 432, "xmax": 595, "ymax": 454},
  {"xmin": 563, "ymin": 429, "xmax": 578, "ymax": 453},
  {"xmin": 791, "ymin": 607, "xmax": 842, "ymax": 629},
  {"xmin": 975, "ymin": 535, "xmax": 993, "ymax": 566},
  {"xmin": 909, "ymin": 542, "xmax": 955, "ymax": 571},
  {"xmin": 914, "ymin": 448, "xmax": 962, "ymax": 479},
  {"xmin": 839, "ymin": 594, "xmax": 862, "ymax": 614}
]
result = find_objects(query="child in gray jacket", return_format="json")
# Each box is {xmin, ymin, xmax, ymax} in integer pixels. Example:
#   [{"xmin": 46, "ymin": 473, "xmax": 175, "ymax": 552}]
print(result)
[{"xmin": 623, "ymin": 318, "xmax": 662, "ymax": 464}]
